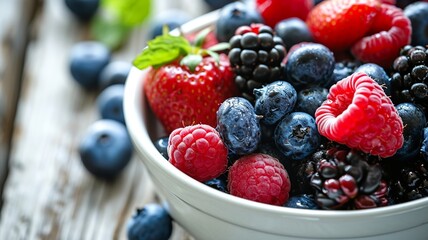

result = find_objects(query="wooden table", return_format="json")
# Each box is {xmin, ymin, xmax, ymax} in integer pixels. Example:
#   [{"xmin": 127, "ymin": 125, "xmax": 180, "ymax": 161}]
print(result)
[{"xmin": 0, "ymin": 0, "xmax": 211, "ymax": 239}]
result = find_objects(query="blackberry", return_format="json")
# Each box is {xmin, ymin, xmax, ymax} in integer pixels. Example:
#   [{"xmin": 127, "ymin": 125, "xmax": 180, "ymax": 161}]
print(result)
[
  {"xmin": 384, "ymin": 158, "xmax": 428, "ymax": 204},
  {"xmin": 305, "ymin": 146, "xmax": 388, "ymax": 210},
  {"xmin": 390, "ymin": 45, "xmax": 428, "ymax": 117},
  {"xmin": 228, "ymin": 24, "xmax": 286, "ymax": 102}
]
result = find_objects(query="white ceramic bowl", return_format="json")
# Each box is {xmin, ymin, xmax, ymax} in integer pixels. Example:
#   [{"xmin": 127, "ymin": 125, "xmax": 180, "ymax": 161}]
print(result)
[{"xmin": 124, "ymin": 10, "xmax": 428, "ymax": 240}]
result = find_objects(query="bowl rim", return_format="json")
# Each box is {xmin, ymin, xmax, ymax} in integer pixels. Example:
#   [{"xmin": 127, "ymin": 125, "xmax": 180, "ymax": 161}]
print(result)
[{"xmin": 123, "ymin": 9, "xmax": 428, "ymax": 233}]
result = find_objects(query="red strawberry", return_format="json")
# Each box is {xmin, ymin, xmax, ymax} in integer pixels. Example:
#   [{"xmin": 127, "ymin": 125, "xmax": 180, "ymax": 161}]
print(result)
[
  {"xmin": 133, "ymin": 29, "xmax": 239, "ymax": 133},
  {"xmin": 255, "ymin": 0, "xmax": 313, "ymax": 28},
  {"xmin": 306, "ymin": 0, "xmax": 380, "ymax": 52},
  {"xmin": 315, "ymin": 72, "xmax": 404, "ymax": 158},
  {"xmin": 351, "ymin": 3, "xmax": 411, "ymax": 68}
]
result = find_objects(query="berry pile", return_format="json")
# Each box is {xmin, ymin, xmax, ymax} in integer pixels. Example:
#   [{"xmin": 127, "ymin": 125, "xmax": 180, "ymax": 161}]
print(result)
[{"xmin": 135, "ymin": 0, "xmax": 428, "ymax": 211}]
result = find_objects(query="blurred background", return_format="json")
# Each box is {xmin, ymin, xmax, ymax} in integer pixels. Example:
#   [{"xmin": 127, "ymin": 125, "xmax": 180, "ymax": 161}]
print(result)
[{"xmin": 0, "ymin": 0, "xmax": 231, "ymax": 239}]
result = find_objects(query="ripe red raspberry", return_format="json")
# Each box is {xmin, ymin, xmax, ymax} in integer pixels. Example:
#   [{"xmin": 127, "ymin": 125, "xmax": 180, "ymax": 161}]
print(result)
[
  {"xmin": 351, "ymin": 3, "xmax": 412, "ymax": 68},
  {"xmin": 168, "ymin": 124, "xmax": 228, "ymax": 182},
  {"xmin": 227, "ymin": 153, "xmax": 291, "ymax": 206},
  {"xmin": 315, "ymin": 72, "xmax": 404, "ymax": 158}
]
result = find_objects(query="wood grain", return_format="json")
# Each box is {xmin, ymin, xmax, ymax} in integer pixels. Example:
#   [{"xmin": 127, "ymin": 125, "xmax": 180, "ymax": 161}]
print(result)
[
  {"xmin": 0, "ymin": 0, "xmax": 211, "ymax": 239},
  {"xmin": 0, "ymin": 0, "xmax": 39, "ymax": 197}
]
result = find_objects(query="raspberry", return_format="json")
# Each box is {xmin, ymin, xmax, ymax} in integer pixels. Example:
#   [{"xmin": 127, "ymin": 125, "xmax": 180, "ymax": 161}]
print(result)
[
  {"xmin": 227, "ymin": 153, "xmax": 291, "ymax": 206},
  {"xmin": 168, "ymin": 124, "xmax": 228, "ymax": 182},
  {"xmin": 351, "ymin": 3, "xmax": 412, "ymax": 68},
  {"xmin": 315, "ymin": 72, "xmax": 404, "ymax": 158}
]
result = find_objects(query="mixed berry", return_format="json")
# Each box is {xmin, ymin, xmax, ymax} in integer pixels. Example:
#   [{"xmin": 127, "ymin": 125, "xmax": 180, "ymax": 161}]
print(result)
[{"xmin": 133, "ymin": 0, "xmax": 428, "ymax": 211}]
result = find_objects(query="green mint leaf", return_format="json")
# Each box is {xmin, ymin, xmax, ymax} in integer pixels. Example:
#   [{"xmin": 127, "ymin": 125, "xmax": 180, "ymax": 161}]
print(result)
[
  {"xmin": 133, "ymin": 34, "xmax": 193, "ymax": 70},
  {"xmin": 101, "ymin": 0, "xmax": 151, "ymax": 27}
]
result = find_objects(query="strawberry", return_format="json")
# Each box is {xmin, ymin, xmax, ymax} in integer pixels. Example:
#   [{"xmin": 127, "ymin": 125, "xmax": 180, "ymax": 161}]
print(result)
[
  {"xmin": 133, "ymin": 28, "xmax": 238, "ymax": 133},
  {"xmin": 255, "ymin": 0, "xmax": 314, "ymax": 28},
  {"xmin": 306, "ymin": 0, "xmax": 381, "ymax": 52}
]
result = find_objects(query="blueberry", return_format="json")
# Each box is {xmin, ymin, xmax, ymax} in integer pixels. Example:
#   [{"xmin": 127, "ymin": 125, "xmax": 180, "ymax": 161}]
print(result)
[
  {"xmin": 149, "ymin": 9, "xmax": 191, "ymax": 39},
  {"xmin": 294, "ymin": 87, "xmax": 328, "ymax": 117},
  {"xmin": 215, "ymin": 1, "xmax": 263, "ymax": 43},
  {"xmin": 203, "ymin": 0, "xmax": 236, "ymax": 10},
  {"xmin": 274, "ymin": 112, "xmax": 321, "ymax": 161},
  {"xmin": 97, "ymin": 85, "xmax": 125, "ymax": 124},
  {"xmin": 257, "ymin": 141, "xmax": 292, "ymax": 171},
  {"xmin": 422, "ymin": 127, "xmax": 428, "ymax": 161},
  {"xmin": 153, "ymin": 136, "xmax": 169, "ymax": 160},
  {"xmin": 284, "ymin": 194, "xmax": 319, "ymax": 209},
  {"xmin": 79, "ymin": 119, "xmax": 133, "ymax": 179},
  {"xmin": 354, "ymin": 63, "xmax": 391, "ymax": 96},
  {"xmin": 329, "ymin": 60, "xmax": 360, "ymax": 87},
  {"xmin": 204, "ymin": 178, "xmax": 228, "ymax": 193},
  {"xmin": 69, "ymin": 41, "xmax": 111, "ymax": 89},
  {"xmin": 216, "ymin": 97, "xmax": 261, "ymax": 155},
  {"xmin": 98, "ymin": 61, "xmax": 132, "ymax": 90},
  {"xmin": 64, "ymin": 0, "xmax": 99, "ymax": 21},
  {"xmin": 127, "ymin": 203, "xmax": 173, "ymax": 240},
  {"xmin": 285, "ymin": 43, "xmax": 335, "ymax": 90},
  {"xmin": 390, "ymin": 103, "xmax": 427, "ymax": 161},
  {"xmin": 404, "ymin": 1, "xmax": 428, "ymax": 46},
  {"xmin": 274, "ymin": 18, "xmax": 313, "ymax": 50},
  {"xmin": 254, "ymin": 81, "xmax": 297, "ymax": 125}
]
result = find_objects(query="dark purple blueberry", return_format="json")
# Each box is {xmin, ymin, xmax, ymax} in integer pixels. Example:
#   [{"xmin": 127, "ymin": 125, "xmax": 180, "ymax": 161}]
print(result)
[
  {"xmin": 285, "ymin": 43, "xmax": 335, "ymax": 90},
  {"xmin": 284, "ymin": 194, "xmax": 319, "ymax": 209},
  {"xmin": 329, "ymin": 60, "xmax": 360, "ymax": 87},
  {"xmin": 404, "ymin": 2, "xmax": 428, "ymax": 46},
  {"xmin": 216, "ymin": 97, "xmax": 261, "ymax": 156},
  {"xmin": 127, "ymin": 204, "xmax": 173, "ymax": 240},
  {"xmin": 274, "ymin": 112, "xmax": 321, "ymax": 161},
  {"xmin": 354, "ymin": 63, "xmax": 391, "ymax": 96},
  {"xmin": 69, "ymin": 41, "xmax": 111, "ymax": 89},
  {"xmin": 64, "ymin": 0, "xmax": 99, "ymax": 21},
  {"xmin": 98, "ymin": 61, "xmax": 132, "ymax": 90},
  {"xmin": 274, "ymin": 17, "xmax": 313, "ymax": 50},
  {"xmin": 97, "ymin": 85, "xmax": 125, "ymax": 125},
  {"xmin": 294, "ymin": 87, "xmax": 328, "ymax": 117},
  {"xmin": 79, "ymin": 119, "xmax": 133, "ymax": 180},
  {"xmin": 203, "ymin": 0, "xmax": 236, "ymax": 10},
  {"xmin": 422, "ymin": 127, "xmax": 428, "ymax": 161},
  {"xmin": 204, "ymin": 178, "xmax": 228, "ymax": 193},
  {"xmin": 253, "ymin": 81, "xmax": 297, "ymax": 125},
  {"xmin": 149, "ymin": 9, "xmax": 191, "ymax": 39},
  {"xmin": 153, "ymin": 136, "xmax": 169, "ymax": 160},
  {"xmin": 389, "ymin": 103, "xmax": 427, "ymax": 161},
  {"xmin": 215, "ymin": 1, "xmax": 263, "ymax": 43}
]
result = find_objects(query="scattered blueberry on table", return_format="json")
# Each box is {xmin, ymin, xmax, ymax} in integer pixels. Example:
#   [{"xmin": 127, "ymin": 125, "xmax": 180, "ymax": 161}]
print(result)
[
  {"xmin": 127, "ymin": 203, "xmax": 173, "ymax": 240},
  {"xmin": 64, "ymin": 0, "xmax": 99, "ymax": 21},
  {"xmin": 69, "ymin": 41, "xmax": 111, "ymax": 89},
  {"xmin": 97, "ymin": 84, "xmax": 126, "ymax": 125},
  {"xmin": 78, "ymin": 119, "xmax": 133, "ymax": 180}
]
